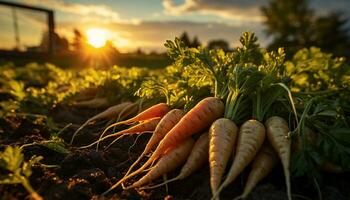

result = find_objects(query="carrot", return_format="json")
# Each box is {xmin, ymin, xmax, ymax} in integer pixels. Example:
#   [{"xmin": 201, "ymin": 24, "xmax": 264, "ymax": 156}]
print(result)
[
  {"xmin": 90, "ymin": 102, "xmax": 135, "ymax": 123},
  {"xmin": 103, "ymin": 97, "xmax": 224, "ymax": 194},
  {"xmin": 79, "ymin": 118, "xmax": 161, "ymax": 149},
  {"xmin": 151, "ymin": 97, "xmax": 224, "ymax": 163},
  {"xmin": 112, "ymin": 103, "xmax": 170, "ymax": 126},
  {"xmin": 29, "ymin": 192, "xmax": 43, "ymax": 200},
  {"xmin": 209, "ymin": 118, "xmax": 238, "ymax": 195},
  {"xmin": 72, "ymin": 97, "xmax": 108, "ymax": 108},
  {"xmin": 100, "ymin": 103, "xmax": 171, "ymax": 140},
  {"xmin": 70, "ymin": 102, "xmax": 136, "ymax": 144},
  {"xmin": 141, "ymin": 132, "xmax": 209, "ymax": 189},
  {"xmin": 213, "ymin": 119, "xmax": 265, "ymax": 199},
  {"xmin": 234, "ymin": 142, "xmax": 278, "ymax": 200},
  {"xmin": 265, "ymin": 116, "xmax": 292, "ymax": 200},
  {"xmin": 96, "ymin": 104, "xmax": 139, "ymax": 150},
  {"xmin": 126, "ymin": 138, "xmax": 195, "ymax": 189},
  {"xmin": 123, "ymin": 109, "xmax": 185, "ymax": 178}
]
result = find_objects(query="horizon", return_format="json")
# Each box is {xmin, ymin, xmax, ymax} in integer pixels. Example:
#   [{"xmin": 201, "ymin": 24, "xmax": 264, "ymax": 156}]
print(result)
[{"xmin": 1, "ymin": 0, "xmax": 349, "ymax": 53}]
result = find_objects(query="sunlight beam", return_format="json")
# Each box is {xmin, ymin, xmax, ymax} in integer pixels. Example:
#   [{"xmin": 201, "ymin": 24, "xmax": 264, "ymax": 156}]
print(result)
[{"xmin": 86, "ymin": 28, "xmax": 108, "ymax": 48}]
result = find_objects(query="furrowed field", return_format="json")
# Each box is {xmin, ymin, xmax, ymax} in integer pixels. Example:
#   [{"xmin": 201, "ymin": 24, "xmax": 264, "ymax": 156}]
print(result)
[{"xmin": 0, "ymin": 33, "xmax": 349, "ymax": 200}]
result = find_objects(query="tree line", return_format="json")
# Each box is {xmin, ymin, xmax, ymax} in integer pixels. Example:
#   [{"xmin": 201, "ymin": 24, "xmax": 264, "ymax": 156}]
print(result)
[
  {"xmin": 180, "ymin": 0, "xmax": 350, "ymax": 58},
  {"xmin": 43, "ymin": 0, "xmax": 349, "ymax": 58}
]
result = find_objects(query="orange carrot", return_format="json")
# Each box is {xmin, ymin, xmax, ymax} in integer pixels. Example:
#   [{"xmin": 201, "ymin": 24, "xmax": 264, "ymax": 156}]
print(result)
[
  {"xmin": 123, "ymin": 109, "xmax": 185, "ymax": 178},
  {"xmin": 126, "ymin": 138, "xmax": 195, "ymax": 189},
  {"xmin": 265, "ymin": 116, "xmax": 291, "ymax": 200},
  {"xmin": 79, "ymin": 118, "xmax": 161, "ymax": 149},
  {"xmin": 151, "ymin": 97, "xmax": 224, "ymax": 162},
  {"xmin": 113, "ymin": 103, "xmax": 170, "ymax": 126},
  {"xmin": 103, "ymin": 97, "xmax": 224, "ymax": 194},
  {"xmin": 100, "ymin": 103, "xmax": 170, "ymax": 140},
  {"xmin": 209, "ymin": 118, "xmax": 238, "ymax": 195},
  {"xmin": 213, "ymin": 119, "xmax": 265, "ymax": 199},
  {"xmin": 96, "ymin": 104, "xmax": 139, "ymax": 150},
  {"xmin": 141, "ymin": 132, "xmax": 209, "ymax": 189},
  {"xmin": 70, "ymin": 102, "xmax": 136, "ymax": 144},
  {"xmin": 234, "ymin": 143, "xmax": 278, "ymax": 200}
]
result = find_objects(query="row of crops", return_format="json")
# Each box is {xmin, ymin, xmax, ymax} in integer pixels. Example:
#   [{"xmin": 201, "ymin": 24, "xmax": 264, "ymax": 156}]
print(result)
[{"xmin": 0, "ymin": 32, "xmax": 349, "ymax": 200}]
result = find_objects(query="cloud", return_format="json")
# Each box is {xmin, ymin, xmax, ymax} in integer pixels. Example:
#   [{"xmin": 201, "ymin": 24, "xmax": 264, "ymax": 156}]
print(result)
[
  {"xmin": 58, "ymin": 20, "xmax": 267, "ymax": 52},
  {"xmin": 162, "ymin": 0, "xmax": 266, "ymax": 22},
  {"xmin": 14, "ymin": 0, "xmax": 267, "ymax": 51},
  {"xmin": 21, "ymin": 0, "xmax": 121, "ymax": 22}
]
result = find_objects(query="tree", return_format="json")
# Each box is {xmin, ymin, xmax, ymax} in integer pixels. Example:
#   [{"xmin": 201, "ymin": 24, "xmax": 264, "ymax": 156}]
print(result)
[
  {"xmin": 72, "ymin": 29, "xmax": 87, "ymax": 51},
  {"xmin": 191, "ymin": 36, "xmax": 201, "ymax": 47},
  {"xmin": 180, "ymin": 32, "xmax": 191, "ymax": 47},
  {"xmin": 103, "ymin": 40, "xmax": 119, "ymax": 55},
  {"xmin": 179, "ymin": 32, "xmax": 202, "ymax": 48},
  {"xmin": 311, "ymin": 13, "xmax": 350, "ymax": 55},
  {"xmin": 261, "ymin": 0, "xmax": 349, "ymax": 57},
  {"xmin": 135, "ymin": 48, "xmax": 144, "ymax": 55},
  {"xmin": 207, "ymin": 39, "xmax": 230, "ymax": 51},
  {"xmin": 40, "ymin": 31, "xmax": 69, "ymax": 52},
  {"xmin": 261, "ymin": 0, "xmax": 313, "ymax": 54}
]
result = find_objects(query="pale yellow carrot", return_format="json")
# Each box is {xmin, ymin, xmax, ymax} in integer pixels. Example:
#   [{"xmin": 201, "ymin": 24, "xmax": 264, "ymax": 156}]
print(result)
[
  {"xmin": 213, "ymin": 119, "xmax": 265, "ymax": 199},
  {"xmin": 265, "ymin": 116, "xmax": 291, "ymax": 200},
  {"xmin": 234, "ymin": 142, "xmax": 278, "ymax": 200},
  {"xmin": 209, "ymin": 118, "xmax": 238, "ymax": 195}
]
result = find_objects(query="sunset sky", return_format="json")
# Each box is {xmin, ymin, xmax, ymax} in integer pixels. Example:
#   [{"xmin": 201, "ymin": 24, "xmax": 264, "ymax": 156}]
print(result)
[{"xmin": 1, "ymin": 0, "xmax": 350, "ymax": 52}]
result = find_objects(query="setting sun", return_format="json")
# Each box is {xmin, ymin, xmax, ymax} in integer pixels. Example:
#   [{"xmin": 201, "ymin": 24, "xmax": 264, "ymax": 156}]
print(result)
[{"xmin": 86, "ymin": 28, "xmax": 108, "ymax": 48}]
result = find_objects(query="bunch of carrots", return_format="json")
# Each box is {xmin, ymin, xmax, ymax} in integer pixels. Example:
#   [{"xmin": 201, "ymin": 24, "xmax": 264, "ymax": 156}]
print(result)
[
  {"xmin": 77, "ymin": 96, "xmax": 292, "ymax": 200},
  {"xmin": 69, "ymin": 32, "xmax": 349, "ymax": 200}
]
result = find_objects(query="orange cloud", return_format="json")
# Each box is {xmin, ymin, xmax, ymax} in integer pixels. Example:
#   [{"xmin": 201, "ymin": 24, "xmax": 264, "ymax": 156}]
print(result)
[
  {"xmin": 57, "ymin": 20, "xmax": 267, "ymax": 52},
  {"xmin": 21, "ymin": 0, "xmax": 120, "ymax": 22},
  {"xmin": 162, "ymin": 0, "xmax": 265, "ymax": 22}
]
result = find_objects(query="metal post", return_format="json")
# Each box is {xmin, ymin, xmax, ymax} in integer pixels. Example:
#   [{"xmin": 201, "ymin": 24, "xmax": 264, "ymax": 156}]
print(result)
[
  {"xmin": 0, "ymin": 0, "xmax": 55, "ymax": 55},
  {"xmin": 11, "ymin": 7, "xmax": 20, "ymax": 51},
  {"xmin": 48, "ymin": 10, "xmax": 55, "ymax": 54}
]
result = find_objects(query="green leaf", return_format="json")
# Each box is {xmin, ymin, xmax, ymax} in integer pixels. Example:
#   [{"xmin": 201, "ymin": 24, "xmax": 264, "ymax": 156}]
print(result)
[
  {"xmin": 38, "ymin": 141, "xmax": 70, "ymax": 155},
  {"xmin": 0, "ymin": 174, "xmax": 22, "ymax": 184},
  {"xmin": 0, "ymin": 146, "xmax": 43, "ymax": 197},
  {"xmin": 331, "ymin": 128, "xmax": 350, "ymax": 145},
  {"xmin": 316, "ymin": 110, "xmax": 337, "ymax": 117},
  {"xmin": 292, "ymin": 151, "xmax": 310, "ymax": 177},
  {"xmin": 0, "ymin": 146, "xmax": 24, "ymax": 172},
  {"xmin": 8, "ymin": 80, "xmax": 26, "ymax": 101}
]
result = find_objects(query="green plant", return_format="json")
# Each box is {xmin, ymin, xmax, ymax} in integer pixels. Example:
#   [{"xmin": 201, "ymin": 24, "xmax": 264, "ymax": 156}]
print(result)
[
  {"xmin": 20, "ymin": 123, "xmax": 71, "ymax": 155},
  {"xmin": 292, "ymin": 94, "xmax": 350, "ymax": 177},
  {"xmin": 0, "ymin": 146, "xmax": 43, "ymax": 200}
]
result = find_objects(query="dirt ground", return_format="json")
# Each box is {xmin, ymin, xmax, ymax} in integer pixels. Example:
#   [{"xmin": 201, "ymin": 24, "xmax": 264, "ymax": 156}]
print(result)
[{"xmin": 0, "ymin": 105, "xmax": 349, "ymax": 200}]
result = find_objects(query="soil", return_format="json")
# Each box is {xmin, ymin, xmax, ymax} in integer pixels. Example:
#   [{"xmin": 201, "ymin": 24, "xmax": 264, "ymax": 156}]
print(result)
[{"xmin": 0, "ymin": 106, "xmax": 349, "ymax": 200}]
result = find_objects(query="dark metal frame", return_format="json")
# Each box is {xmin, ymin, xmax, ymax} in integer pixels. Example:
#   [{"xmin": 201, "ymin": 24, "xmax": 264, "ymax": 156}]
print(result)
[{"xmin": 0, "ymin": 1, "xmax": 55, "ymax": 54}]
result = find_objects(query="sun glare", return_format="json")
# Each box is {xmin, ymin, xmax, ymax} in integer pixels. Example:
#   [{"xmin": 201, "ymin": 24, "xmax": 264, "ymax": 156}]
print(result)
[{"xmin": 86, "ymin": 28, "xmax": 108, "ymax": 48}]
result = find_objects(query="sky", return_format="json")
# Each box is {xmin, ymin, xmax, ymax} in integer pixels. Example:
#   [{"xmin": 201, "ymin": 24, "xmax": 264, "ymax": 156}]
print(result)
[{"xmin": 1, "ymin": 0, "xmax": 350, "ymax": 52}]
